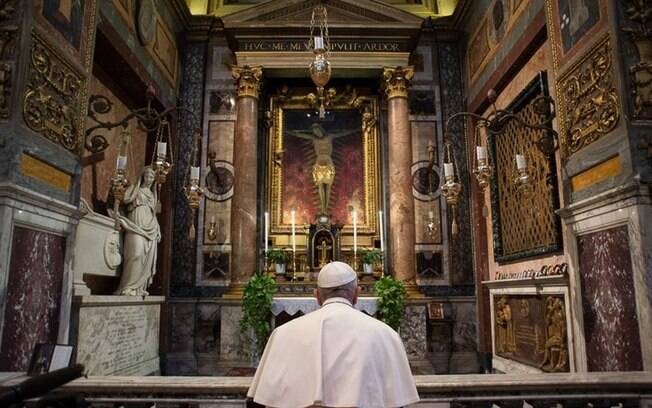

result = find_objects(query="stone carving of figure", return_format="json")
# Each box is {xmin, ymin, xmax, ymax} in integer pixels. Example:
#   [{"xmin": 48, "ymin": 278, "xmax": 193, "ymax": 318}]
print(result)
[
  {"xmin": 114, "ymin": 166, "xmax": 161, "ymax": 296},
  {"xmin": 287, "ymin": 123, "xmax": 357, "ymax": 215}
]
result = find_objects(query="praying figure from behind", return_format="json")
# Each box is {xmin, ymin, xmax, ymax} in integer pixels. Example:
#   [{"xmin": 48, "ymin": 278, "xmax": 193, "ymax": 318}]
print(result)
[{"xmin": 248, "ymin": 261, "xmax": 419, "ymax": 408}]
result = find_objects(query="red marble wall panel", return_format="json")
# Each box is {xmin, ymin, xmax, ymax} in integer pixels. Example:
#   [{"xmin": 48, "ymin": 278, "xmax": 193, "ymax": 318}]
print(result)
[
  {"xmin": 578, "ymin": 225, "xmax": 643, "ymax": 371},
  {"xmin": 0, "ymin": 227, "xmax": 66, "ymax": 371}
]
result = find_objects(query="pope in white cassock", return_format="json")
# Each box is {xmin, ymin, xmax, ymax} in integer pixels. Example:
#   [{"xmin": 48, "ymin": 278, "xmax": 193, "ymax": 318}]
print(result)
[{"xmin": 248, "ymin": 261, "xmax": 420, "ymax": 408}]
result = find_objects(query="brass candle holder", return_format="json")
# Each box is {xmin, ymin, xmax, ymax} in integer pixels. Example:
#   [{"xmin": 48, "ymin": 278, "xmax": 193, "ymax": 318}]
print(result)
[
  {"xmin": 184, "ymin": 174, "xmax": 204, "ymax": 240},
  {"xmin": 110, "ymin": 169, "xmax": 128, "ymax": 230}
]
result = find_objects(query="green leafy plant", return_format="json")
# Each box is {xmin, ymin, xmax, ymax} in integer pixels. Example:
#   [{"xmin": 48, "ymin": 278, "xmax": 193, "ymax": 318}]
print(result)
[
  {"xmin": 266, "ymin": 249, "xmax": 290, "ymax": 264},
  {"xmin": 360, "ymin": 248, "xmax": 383, "ymax": 265},
  {"xmin": 374, "ymin": 275, "xmax": 406, "ymax": 331},
  {"xmin": 240, "ymin": 273, "xmax": 277, "ymax": 357}
]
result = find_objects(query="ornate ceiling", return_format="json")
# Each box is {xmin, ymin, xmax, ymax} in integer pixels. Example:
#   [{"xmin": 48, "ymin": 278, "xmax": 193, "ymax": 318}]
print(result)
[{"xmin": 186, "ymin": 0, "xmax": 460, "ymax": 18}]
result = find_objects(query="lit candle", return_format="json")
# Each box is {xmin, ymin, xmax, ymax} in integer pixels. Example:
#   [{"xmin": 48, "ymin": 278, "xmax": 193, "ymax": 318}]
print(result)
[
  {"xmin": 210, "ymin": 215, "xmax": 215, "ymax": 224},
  {"xmin": 378, "ymin": 210, "xmax": 384, "ymax": 253},
  {"xmin": 190, "ymin": 166, "xmax": 200, "ymax": 180},
  {"xmin": 352, "ymin": 209, "xmax": 357, "ymax": 259},
  {"xmin": 264, "ymin": 212, "xmax": 269, "ymax": 253},
  {"xmin": 516, "ymin": 154, "xmax": 526, "ymax": 171},
  {"xmin": 444, "ymin": 163, "xmax": 454, "ymax": 178},
  {"xmin": 157, "ymin": 142, "xmax": 167, "ymax": 158},
  {"xmin": 314, "ymin": 36, "xmax": 324, "ymax": 50},
  {"xmin": 428, "ymin": 210, "xmax": 434, "ymax": 220},
  {"xmin": 291, "ymin": 209, "xmax": 296, "ymax": 256},
  {"xmin": 476, "ymin": 146, "xmax": 487, "ymax": 161},
  {"xmin": 116, "ymin": 155, "xmax": 128, "ymax": 170}
]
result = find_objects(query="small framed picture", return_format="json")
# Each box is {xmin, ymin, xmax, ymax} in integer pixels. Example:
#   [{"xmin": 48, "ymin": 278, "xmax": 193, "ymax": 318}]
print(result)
[
  {"xmin": 427, "ymin": 302, "xmax": 444, "ymax": 320},
  {"xmin": 28, "ymin": 344, "xmax": 74, "ymax": 375}
]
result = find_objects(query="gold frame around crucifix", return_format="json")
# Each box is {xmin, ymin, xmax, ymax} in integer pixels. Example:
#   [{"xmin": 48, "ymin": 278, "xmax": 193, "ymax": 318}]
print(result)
[{"xmin": 266, "ymin": 89, "xmax": 380, "ymax": 243}]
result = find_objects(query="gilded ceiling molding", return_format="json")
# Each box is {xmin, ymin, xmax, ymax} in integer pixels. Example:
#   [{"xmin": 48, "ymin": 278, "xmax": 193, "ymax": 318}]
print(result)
[
  {"xmin": 232, "ymin": 65, "xmax": 263, "ymax": 99},
  {"xmin": 23, "ymin": 33, "xmax": 83, "ymax": 153},
  {"xmin": 557, "ymin": 36, "xmax": 620, "ymax": 158},
  {"xmin": 382, "ymin": 66, "xmax": 414, "ymax": 100}
]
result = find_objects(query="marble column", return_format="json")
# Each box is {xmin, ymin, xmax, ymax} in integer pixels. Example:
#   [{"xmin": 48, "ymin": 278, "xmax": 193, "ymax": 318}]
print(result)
[
  {"xmin": 230, "ymin": 66, "xmax": 262, "ymax": 285},
  {"xmin": 383, "ymin": 66, "xmax": 416, "ymax": 282}
]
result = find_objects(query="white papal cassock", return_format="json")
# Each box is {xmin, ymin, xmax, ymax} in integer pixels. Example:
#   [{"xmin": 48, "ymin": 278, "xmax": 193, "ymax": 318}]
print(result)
[{"xmin": 247, "ymin": 297, "xmax": 420, "ymax": 408}]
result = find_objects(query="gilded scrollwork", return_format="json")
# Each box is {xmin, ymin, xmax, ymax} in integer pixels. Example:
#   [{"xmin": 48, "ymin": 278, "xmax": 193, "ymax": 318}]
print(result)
[
  {"xmin": 622, "ymin": 0, "xmax": 652, "ymax": 119},
  {"xmin": 382, "ymin": 66, "xmax": 414, "ymax": 100},
  {"xmin": 558, "ymin": 36, "xmax": 620, "ymax": 158},
  {"xmin": 23, "ymin": 34, "xmax": 83, "ymax": 152},
  {"xmin": 232, "ymin": 65, "xmax": 262, "ymax": 99}
]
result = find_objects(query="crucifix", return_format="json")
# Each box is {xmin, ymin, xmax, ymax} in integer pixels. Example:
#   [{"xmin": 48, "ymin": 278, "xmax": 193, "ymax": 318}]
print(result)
[{"xmin": 318, "ymin": 239, "xmax": 332, "ymax": 268}]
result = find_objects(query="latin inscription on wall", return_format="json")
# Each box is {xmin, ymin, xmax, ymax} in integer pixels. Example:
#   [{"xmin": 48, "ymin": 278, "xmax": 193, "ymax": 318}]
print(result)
[{"xmin": 76, "ymin": 303, "xmax": 160, "ymax": 375}]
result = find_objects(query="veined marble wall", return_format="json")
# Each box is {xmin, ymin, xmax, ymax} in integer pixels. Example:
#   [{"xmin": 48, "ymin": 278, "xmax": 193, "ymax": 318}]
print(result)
[
  {"xmin": 0, "ymin": 185, "xmax": 80, "ymax": 372},
  {"xmin": 577, "ymin": 226, "xmax": 643, "ymax": 371},
  {"xmin": 0, "ymin": 227, "xmax": 66, "ymax": 371}
]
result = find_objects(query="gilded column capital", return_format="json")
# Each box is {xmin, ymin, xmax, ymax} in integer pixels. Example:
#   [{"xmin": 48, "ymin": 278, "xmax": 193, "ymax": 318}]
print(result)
[
  {"xmin": 382, "ymin": 66, "xmax": 414, "ymax": 100},
  {"xmin": 232, "ymin": 65, "xmax": 263, "ymax": 99}
]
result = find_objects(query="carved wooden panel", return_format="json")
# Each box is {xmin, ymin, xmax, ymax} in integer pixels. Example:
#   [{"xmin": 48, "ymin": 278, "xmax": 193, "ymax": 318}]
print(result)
[{"xmin": 489, "ymin": 73, "xmax": 563, "ymax": 263}]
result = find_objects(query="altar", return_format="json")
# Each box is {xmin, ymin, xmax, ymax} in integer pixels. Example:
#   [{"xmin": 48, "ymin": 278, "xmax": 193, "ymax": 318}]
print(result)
[{"xmin": 271, "ymin": 297, "xmax": 378, "ymax": 318}]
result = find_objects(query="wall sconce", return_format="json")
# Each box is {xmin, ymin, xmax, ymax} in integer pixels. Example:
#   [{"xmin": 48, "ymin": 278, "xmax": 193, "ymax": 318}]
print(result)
[
  {"xmin": 441, "ymin": 73, "xmax": 558, "ymax": 235},
  {"xmin": 207, "ymin": 215, "xmax": 218, "ymax": 241},
  {"xmin": 87, "ymin": 84, "xmax": 204, "ymax": 235},
  {"xmin": 184, "ymin": 134, "xmax": 203, "ymax": 240},
  {"xmin": 440, "ymin": 141, "xmax": 462, "ymax": 237}
]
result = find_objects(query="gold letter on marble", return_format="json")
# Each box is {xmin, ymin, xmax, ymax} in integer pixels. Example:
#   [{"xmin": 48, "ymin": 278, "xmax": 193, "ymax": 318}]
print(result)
[
  {"xmin": 23, "ymin": 33, "xmax": 83, "ymax": 153},
  {"xmin": 232, "ymin": 65, "xmax": 262, "ymax": 100},
  {"xmin": 558, "ymin": 36, "xmax": 620, "ymax": 158},
  {"xmin": 382, "ymin": 66, "xmax": 414, "ymax": 100}
]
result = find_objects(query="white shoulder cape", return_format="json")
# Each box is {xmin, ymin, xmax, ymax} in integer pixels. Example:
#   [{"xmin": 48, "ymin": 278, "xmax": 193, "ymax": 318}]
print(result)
[{"xmin": 247, "ymin": 298, "xmax": 419, "ymax": 408}]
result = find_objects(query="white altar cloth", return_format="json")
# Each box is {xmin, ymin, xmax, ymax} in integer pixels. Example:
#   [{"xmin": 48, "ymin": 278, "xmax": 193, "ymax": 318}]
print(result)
[{"xmin": 271, "ymin": 297, "xmax": 378, "ymax": 316}]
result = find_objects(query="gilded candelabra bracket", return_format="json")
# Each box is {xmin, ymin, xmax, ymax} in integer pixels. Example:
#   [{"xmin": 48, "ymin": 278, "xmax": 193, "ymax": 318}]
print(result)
[{"xmin": 110, "ymin": 169, "xmax": 128, "ymax": 230}]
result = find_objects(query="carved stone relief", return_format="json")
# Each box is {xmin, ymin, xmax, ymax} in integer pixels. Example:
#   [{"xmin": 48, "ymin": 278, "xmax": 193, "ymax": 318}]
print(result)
[
  {"xmin": 557, "ymin": 36, "xmax": 620, "ymax": 158},
  {"xmin": 23, "ymin": 33, "xmax": 83, "ymax": 153}
]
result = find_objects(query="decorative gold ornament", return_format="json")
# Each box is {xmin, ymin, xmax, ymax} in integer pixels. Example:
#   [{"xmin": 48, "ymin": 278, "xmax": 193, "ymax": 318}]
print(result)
[
  {"xmin": 440, "ymin": 141, "xmax": 462, "ymax": 237},
  {"xmin": 558, "ymin": 36, "xmax": 620, "ymax": 157},
  {"xmin": 232, "ymin": 65, "xmax": 262, "ymax": 100},
  {"xmin": 23, "ymin": 33, "xmax": 83, "ymax": 153},
  {"xmin": 382, "ymin": 66, "xmax": 414, "ymax": 100}
]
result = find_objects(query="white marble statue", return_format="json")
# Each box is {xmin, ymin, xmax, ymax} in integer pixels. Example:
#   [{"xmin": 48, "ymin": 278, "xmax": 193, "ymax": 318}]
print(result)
[{"xmin": 114, "ymin": 166, "xmax": 161, "ymax": 296}]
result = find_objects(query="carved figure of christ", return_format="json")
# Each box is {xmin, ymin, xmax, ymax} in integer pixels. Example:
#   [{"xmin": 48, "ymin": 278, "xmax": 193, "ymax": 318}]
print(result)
[{"xmin": 287, "ymin": 123, "xmax": 358, "ymax": 215}]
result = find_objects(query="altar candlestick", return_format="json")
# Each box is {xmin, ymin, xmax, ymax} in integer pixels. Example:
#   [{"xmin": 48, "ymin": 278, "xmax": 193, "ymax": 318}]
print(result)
[
  {"xmin": 291, "ymin": 209, "xmax": 296, "ymax": 256},
  {"xmin": 352, "ymin": 210, "xmax": 357, "ymax": 260},
  {"xmin": 378, "ymin": 210, "xmax": 384, "ymax": 253},
  {"xmin": 264, "ymin": 212, "xmax": 269, "ymax": 253}
]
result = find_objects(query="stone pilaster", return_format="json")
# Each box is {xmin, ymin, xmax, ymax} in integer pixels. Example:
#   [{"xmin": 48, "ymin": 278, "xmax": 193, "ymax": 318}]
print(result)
[
  {"xmin": 383, "ymin": 66, "xmax": 416, "ymax": 283},
  {"xmin": 230, "ymin": 65, "xmax": 262, "ymax": 285}
]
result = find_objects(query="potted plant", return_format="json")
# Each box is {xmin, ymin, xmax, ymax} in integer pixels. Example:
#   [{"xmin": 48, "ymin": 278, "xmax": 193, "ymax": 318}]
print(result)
[
  {"xmin": 359, "ymin": 248, "xmax": 382, "ymax": 274},
  {"xmin": 266, "ymin": 249, "xmax": 290, "ymax": 274},
  {"xmin": 374, "ymin": 275, "xmax": 406, "ymax": 331},
  {"xmin": 240, "ymin": 273, "xmax": 276, "ymax": 359}
]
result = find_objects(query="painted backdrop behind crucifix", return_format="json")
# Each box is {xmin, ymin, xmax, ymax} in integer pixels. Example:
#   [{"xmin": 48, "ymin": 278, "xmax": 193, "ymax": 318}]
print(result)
[{"xmin": 282, "ymin": 109, "xmax": 366, "ymax": 226}]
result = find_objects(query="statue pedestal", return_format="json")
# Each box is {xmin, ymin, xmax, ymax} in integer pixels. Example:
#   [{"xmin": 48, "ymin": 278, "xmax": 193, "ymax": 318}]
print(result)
[{"xmin": 70, "ymin": 295, "xmax": 164, "ymax": 375}]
